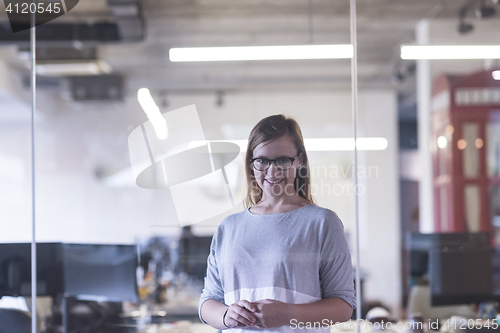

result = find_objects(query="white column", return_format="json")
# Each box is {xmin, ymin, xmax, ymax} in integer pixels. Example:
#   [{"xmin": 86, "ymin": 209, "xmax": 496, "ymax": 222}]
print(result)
[{"xmin": 416, "ymin": 19, "xmax": 434, "ymax": 233}]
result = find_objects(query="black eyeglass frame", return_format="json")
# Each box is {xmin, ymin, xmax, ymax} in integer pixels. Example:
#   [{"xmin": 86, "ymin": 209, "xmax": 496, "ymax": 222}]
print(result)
[{"xmin": 249, "ymin": 156, "xmax": 300, "ymax": 171}]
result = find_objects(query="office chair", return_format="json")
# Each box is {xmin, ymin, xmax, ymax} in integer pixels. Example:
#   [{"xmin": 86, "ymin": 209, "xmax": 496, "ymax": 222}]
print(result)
[
  {"xmin": 407, "ymin": 285, "xmax": 477, "ymax": 321},
  {"xmin": 0, "ymin": 308, "xmax": 31, "ymax": 333}
]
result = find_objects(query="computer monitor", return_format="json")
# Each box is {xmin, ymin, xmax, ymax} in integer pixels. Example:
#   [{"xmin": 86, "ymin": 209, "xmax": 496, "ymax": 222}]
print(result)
[
  {"xmin": 430, "ymin": 248, "xmax": 494, "ymax": 306},
  {"xmin": 408, "ymin": 232, "xmax": 490, "ymax": 279},
  {"xmin": 410, "ymin": 250, "xmax": 429, "ymax": 277},
  {"xmin": 0, "ymin": 243, "xmax": 138, "ymax": 302},
  {"xmin": 190, "ymin": 236, "xmax": 212, "ymax": 280},
  {"xmin": 0, "ymin": 243, "xmax": 64, "ymax": 298},
  {"xmin": 178, "ymin": 232, "xmax": 212, "ymax": 281},
  {"xmin": 62, "ymin": 244, "xmax": 138, "ymax": 302}
]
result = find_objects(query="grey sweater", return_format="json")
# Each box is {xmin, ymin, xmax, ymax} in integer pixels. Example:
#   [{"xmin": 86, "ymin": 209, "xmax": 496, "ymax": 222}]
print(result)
[{"xmin": 199, "ymin": 203, "xmax": 356, "ymax": 333}]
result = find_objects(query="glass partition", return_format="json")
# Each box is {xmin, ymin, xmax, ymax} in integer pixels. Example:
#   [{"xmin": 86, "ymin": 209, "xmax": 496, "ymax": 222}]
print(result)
[
  {"xmin": 4, "ymin": 0, "xmax": 500, "ymax": 332},
  {"xmin": 3, "ymin": 1, "xmax": 358, "ymax": 331},
  {"xmin": 387, "ymin": 2, "xmax": 500, "ymax": 325},
  {"xmin": 0, "ymin": 47, "xmax": 34, "ymax": 329},
  {"xmin": 462, "ymin": 122, "xmax": 480, "ymax": 178}
]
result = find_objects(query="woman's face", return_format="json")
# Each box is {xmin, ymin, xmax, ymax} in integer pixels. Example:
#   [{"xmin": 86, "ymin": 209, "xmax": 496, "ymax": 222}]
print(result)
[{"xmin": 251, "ymin": 135, "xmax": 302, "ymax": 199}]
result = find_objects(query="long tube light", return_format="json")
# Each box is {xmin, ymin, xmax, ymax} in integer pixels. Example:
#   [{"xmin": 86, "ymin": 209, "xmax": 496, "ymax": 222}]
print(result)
[
  {"xmin": 401, "ymin": 45, "xmax": 500, "ymax": 59},
  {"xmin": 169, "ymin": 44, "xmax": 353, "ymax": 62},
  {"xmin": 35, "ymin": 60, "xmax": 111, "ymax": 76},
  {"xmin": 188, "ymin": 138, "xmax": 388, "ymax": 152},
  {"xmin": 137, "ymin": 88, "xmax": 168, "ymax": 140},
  {"xmin": 305, "ymin": 138, "xmax": 388, "ymax": 151}
]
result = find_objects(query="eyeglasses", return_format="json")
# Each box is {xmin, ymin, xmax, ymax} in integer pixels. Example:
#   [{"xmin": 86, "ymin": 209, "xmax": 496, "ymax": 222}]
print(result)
[{"xmin": 250, "ymin": 156, "xmax": 298, "ymax": 171}]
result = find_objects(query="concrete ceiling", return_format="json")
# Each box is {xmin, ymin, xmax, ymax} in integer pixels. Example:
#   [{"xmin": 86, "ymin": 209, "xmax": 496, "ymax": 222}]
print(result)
[
  {"xmin": 2, "ymin": 0, "xmax": 500, "ymax": 92},
  {"xmin": 100, "ymin": 0, "xmax": 498, "ymax": 91}
]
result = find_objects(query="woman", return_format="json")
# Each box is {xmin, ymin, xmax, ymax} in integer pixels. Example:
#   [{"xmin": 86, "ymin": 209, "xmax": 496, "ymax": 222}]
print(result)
[{"xmin": 199, "ymin": 115, "xmax": 355, "ymax": 332}]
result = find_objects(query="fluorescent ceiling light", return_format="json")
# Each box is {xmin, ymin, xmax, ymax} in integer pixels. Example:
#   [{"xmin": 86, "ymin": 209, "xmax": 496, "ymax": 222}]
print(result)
[
  {"xmin": 109, "ymin": 3, "xmax": 139, "ymax": 17},
  {"xmin": 35, "ymin": 60, "xmax": 111, "ymax": 76},
  {"xmin": 401, "ymin": 45, "xmax": 500, "ymax": 60},
  {"xmin": 188, "ymin": 138, "xmax": 388, "ymax": 152},
  {"xmin": 137, "ymin": 88, "xmax": 168, "ymax": 140},
  {"xmin": 492, "ymin": 70, "xmax": 500, "ymax": 80},
  {"xmin": 188, "ymin": 140, "xmax": 248, "ymax": 152},
  {"xmin": 305, "ymin": 138, "xmax": 388, "ymax": 151},
  {"xmin": 169, "ymin": 44, "xmax": 353, "ymax": 62}
]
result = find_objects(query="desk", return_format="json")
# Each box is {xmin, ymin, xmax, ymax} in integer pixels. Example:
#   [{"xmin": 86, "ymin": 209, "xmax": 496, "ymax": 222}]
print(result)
[
  {"xmin": 116, "ymin": 319, "xmax": 414, "ymax": 333},
  {"xmin": 331, "ymin": 319, "xmax": 411, "ymax": 333},
  {"xmin": 120, "ymin": 305, "xmax": 200, "ymax": 325},
  {"xmin": 114, "ymin": 319, "xmax": 405, "ymax": 333},
  {"xmin": 112, "ymin": 321, "xmax": 217, "ymax": 333}
]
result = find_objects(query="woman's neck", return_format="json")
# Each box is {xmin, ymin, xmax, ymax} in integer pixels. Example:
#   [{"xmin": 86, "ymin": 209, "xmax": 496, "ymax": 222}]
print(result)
[{"xmin": 255, "ymin": 193, "xmax": 310, "ymax": 212}]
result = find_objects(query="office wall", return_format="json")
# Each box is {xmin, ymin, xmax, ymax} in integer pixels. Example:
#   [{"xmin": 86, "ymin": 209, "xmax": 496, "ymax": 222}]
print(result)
[{"xmin": 0, "ymin": 87, "xmax": 400, "ymax": 313}]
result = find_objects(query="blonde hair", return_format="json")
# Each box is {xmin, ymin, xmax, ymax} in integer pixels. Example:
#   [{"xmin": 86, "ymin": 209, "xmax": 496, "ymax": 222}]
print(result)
[{"xmin": 244, "ymin": 114, "xmax": 314, "ymax": 208}]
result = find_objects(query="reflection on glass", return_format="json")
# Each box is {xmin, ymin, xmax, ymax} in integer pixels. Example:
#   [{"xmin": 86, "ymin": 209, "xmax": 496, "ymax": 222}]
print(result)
[
  {"xmin": 491, "ymin": 186, "xmax": 500, "ymax": 247},
  {"xmin": 438, "ymin": 137, "xmax": 447, "ymax": 177},
  {"xmin": 457, "ymin": 139, "xmax": 467, "ymax": 150},
  {"xmin": 445, "ymin": 125, "xmax": 455, "ymax": 136},
  {"xmin": 476, "ymin": 138, "xmax": 484, "ymax": 149},
  {"xmin": 464, "ymin": 185, "xmax": 481, "ymax": 232},
  {"xmin": 437, "ymin": 136, "xmax": 447, "ymax": 149},
  {"xmin": 15, "ymin": 0, "xmax": 500, "ymax": 327},
  {"xmin": 487, "ymin": 121, "xmax": 500, "ymax": 178},
  {"xmin": 462, "ymin": 122, "xmax": 480, "ymax": 178},
  {"xmin": 440, "ymin": 187, "xmax": 448, "ymax": 231}
]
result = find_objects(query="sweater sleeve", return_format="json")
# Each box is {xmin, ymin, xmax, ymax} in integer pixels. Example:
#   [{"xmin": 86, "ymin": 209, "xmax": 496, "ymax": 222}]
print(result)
[
  {"xmin": 198, "ymin": 228, "xmax": 226, "ymax": 324},
  {"xmin": 319, "ymin": 212, "xmax": 356, "ymax": 309}
]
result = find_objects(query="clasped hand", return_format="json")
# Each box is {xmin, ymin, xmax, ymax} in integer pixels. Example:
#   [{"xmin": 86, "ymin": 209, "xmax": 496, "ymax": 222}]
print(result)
[{"xmin": 224, "ymin": 299, "xmax": 290, "ymax": 329}]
